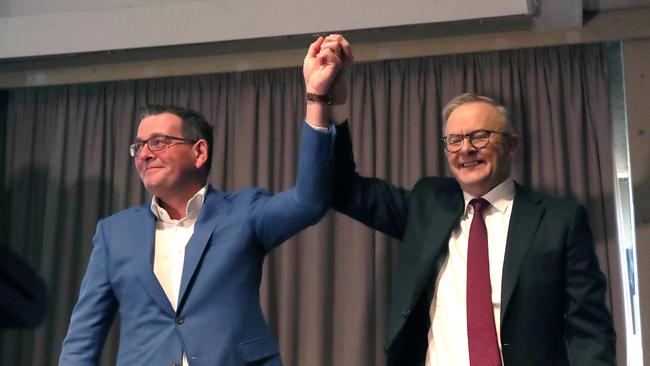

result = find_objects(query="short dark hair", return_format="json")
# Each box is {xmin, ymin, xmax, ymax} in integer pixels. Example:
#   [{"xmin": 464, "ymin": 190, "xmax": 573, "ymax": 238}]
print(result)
[{"xmin": 138, "ymin": 105, "xmax": 214, "ymax": 174}]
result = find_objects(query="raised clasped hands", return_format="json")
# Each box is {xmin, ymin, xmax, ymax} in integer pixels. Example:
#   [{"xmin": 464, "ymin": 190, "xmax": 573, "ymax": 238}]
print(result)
[{"xmin": 303, "ymin": 34, "xmax": 353, "ymax": 99}]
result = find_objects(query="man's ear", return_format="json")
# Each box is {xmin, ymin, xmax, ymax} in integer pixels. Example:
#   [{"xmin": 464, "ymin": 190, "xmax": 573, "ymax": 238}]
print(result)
[{"xmin": 194, "ymin": 139, "xmax": 209, "ymax": 170}]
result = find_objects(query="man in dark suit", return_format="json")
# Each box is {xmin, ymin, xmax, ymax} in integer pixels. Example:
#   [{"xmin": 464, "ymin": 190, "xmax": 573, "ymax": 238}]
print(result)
[
  {"xmin": 331, "ymin": 88, "xmax": 616, "ymax": 364},
  {"xmin": 58, "ymin": 35, "xmax": 344, "ymax": 366}
]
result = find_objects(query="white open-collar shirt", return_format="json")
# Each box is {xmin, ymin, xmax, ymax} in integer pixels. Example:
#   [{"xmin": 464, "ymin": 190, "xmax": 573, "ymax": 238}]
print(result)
[{"xmin": 151, "ymin": 185, "xmax": 207, "ymax": 366}]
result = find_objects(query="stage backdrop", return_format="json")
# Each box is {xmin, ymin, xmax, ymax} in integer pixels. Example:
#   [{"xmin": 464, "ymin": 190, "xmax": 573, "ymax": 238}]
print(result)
[{"xmin": 0, "ymin": 43, "xmax": 624, "ymax": 365}]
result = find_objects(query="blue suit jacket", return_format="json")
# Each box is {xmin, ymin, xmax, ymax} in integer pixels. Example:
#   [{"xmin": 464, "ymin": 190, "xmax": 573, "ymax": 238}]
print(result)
[{"xmin": 59, "ymin": 122, "xmax": 335, "ymax": 366}]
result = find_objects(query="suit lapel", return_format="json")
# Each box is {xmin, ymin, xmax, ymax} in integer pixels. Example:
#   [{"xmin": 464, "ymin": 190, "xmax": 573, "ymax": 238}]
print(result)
[
  {"xmin": 409, "ymin": 185, "xmax": 464, "ymax": 306},
  {"xmin": 177, "ymin": 187, "xmax": 230, "ymax": 310},
  {"xmin": 500, "ymin": 185, "xmax": 544, "ymax": 322},
  {"xmin": 386, "ymin": 182, "xmax": 464, "ymax": 348},
  {"xmin": 132, "ymin": 206, "xmax": 176, "ymax": 317}
]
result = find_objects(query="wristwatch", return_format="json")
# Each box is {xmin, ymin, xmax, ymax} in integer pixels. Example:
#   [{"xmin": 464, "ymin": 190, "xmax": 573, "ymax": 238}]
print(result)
[{"xmin": 305, "ymin": 92, "xmax": 332, "ymax": 105}]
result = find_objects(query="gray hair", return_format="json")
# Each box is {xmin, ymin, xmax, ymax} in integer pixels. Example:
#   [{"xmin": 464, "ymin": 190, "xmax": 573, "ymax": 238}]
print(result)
[{"xmin": 441, "ymin": 93, "xmax": 513, "ymax": 133}]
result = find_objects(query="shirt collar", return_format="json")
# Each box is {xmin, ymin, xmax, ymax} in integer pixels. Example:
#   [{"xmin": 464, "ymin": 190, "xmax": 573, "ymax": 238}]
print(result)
[
  {"xmin": 150, "ymin": 185, "xmax": 208, "ymax": 224},
  {"xmin": 462, "ymin": 178, "xmax": 515, "ymax": 216}
]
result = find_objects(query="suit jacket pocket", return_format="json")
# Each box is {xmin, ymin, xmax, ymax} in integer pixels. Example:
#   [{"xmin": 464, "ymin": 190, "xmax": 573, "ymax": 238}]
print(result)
[{"xmin": 239, "ymin": 336, "xmax": 280, "ymax": 363}]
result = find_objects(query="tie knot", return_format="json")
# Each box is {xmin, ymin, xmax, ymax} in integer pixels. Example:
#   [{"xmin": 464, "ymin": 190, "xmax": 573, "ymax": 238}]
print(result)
[{"xmin": 470, "ymin": 198, "xmax": 490, "ymax": 214}]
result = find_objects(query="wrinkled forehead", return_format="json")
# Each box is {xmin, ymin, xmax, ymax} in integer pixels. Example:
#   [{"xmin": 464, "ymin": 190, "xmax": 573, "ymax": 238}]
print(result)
[
  {"xmin": 444, "ymin": 102, "xmax": 505, "ymax": 134},
  {"xmin": 136, "ymin": 112, "xmax": 183, "ymax": 139}
]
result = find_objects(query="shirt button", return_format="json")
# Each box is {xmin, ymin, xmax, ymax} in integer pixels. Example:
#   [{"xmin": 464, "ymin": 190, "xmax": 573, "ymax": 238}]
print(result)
[
  {"xmin": 175, "ymin": 315, "xmax": 184, "ymax": 324},
  {"xmin": 401, "ymin": 308, "xmax": 410, "ymax": 317}
]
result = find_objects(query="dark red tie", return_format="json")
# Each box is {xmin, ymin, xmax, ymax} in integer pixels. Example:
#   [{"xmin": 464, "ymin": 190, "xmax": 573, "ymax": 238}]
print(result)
[{"xmin": 467, "ymin": 198, "xmax": 501, "ymax": 366}]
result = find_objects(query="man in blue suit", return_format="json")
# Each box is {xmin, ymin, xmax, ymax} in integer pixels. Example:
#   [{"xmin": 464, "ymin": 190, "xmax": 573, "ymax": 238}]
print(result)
[{"xmin": 59, "ymin": 36, "xmax": 346, "ymax": 366}]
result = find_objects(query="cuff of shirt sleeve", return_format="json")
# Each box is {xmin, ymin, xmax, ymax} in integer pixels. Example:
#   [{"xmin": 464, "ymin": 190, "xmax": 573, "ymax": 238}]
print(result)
[{"xmin": 305, "ymin": 120, "xmax": 331, "ymax": 132}]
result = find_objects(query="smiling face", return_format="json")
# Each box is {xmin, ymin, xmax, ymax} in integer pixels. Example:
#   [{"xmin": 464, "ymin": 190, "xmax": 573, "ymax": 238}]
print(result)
[
  {"xmin": 444, "ymin": 101, "xmax": 518, "ymax": 197},
  {"xmin": 134, "ymin": 112, "xmax": 206, "ymax": 201}
]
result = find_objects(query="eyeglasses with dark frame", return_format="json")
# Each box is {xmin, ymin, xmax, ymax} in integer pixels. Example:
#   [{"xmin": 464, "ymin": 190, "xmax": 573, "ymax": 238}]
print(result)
[
  {"xmin": 129, "ymin": 135, "xmax": 198, "ymax": 157},
  {"xmin": 440, "ymin": 129, "xmax": 510, "ymax": 153}
]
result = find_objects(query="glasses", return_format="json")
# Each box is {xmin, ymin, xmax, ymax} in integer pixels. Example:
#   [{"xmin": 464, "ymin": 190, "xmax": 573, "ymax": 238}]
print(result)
[
  {"xmin": 440, "ymin": 129, "xmax": 509, "ymax": 152},
  {"xmin": 129, "ymin": 135, "xmax": 197, "ymax": 157}
]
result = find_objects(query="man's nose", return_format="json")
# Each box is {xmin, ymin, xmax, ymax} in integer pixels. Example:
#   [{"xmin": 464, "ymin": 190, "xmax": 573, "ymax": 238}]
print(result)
[
  {"xmin": 459, "ymin": 136, "xmax": 477, "ymax": 153},
  {"xmin": 137, "ymin": 143, "xmax": 155, "ymax": 160}
]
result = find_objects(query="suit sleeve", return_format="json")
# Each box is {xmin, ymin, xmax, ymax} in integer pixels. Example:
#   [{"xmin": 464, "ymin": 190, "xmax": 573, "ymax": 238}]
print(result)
[
  {"xmin": 564, "ymin": 206, "xmax": 616, "ymax": 365},
  {"xmin": 330, "ymin": 121, "xmax": 409, "ymax": 240},
  {"xmin": 59, "ymin": 220, "xmax": 118, "ymax": 366},
  {"xmin": 250, "ymin": 121, "xmax": 335, "ymax": 252}
]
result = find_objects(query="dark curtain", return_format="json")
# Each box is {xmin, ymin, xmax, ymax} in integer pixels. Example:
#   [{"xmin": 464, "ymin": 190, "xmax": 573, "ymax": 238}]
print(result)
[{"xmin": 0, "ymin": 44, "xmax": 624, "ymax": 365}]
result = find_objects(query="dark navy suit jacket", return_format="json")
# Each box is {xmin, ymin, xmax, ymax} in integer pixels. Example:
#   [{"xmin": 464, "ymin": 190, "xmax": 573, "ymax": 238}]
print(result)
[{"xmin": 332, "ymin": 122, "xmax": 615, "ymax": 366}]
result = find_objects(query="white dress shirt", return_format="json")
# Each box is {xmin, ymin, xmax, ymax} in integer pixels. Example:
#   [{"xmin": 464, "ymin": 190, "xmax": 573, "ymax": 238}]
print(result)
[
  {"xmin": 151, "ymin": 185, "xmax": 207, "ymax": 366},
  {"xmin": 425, "ymin": 179, "xmax": 515, "ymax": 366}
]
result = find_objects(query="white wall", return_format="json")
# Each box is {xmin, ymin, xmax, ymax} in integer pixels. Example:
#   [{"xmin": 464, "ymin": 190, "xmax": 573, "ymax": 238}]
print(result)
[{"xmin": 0, "ymin": 0, "xmax": 533, "ymax": 59}]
